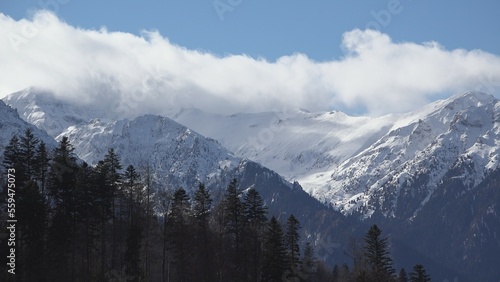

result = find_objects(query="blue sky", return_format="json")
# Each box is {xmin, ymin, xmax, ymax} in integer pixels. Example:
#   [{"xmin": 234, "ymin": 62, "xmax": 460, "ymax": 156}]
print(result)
[
  {"xmin": 1, "ymin": 1, "xmax": 500, "ymax": 116},
  {"xmin": 2, "ymin": 0, "xmax": 499, "ymax": 61}
]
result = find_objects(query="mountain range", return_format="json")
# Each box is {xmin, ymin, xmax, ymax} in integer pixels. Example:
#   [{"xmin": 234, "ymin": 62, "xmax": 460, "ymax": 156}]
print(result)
[{"xmin": 2, "ymin": 87, "xmax": 500, "ymax": 281}]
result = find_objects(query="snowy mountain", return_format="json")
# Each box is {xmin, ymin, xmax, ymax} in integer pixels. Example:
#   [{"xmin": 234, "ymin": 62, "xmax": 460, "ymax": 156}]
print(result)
[
  {"xmin": 316, "ymin": 92, "xmax": 500, "ymax": 219},
  {"xmin": 4, "ymin": 89, "xmax": 500, "ymax": 219},
  {"xmin": 170, "ymin": 107, "xmax": 396, "ymax": 182},
  {"xmin": 4, "ymin": 88, "xmax": 500, "ymax": 280},
  {"xmin": 4, "ymin": 89, "xmax": 500, "ymax": 218},
  {"xmin": 61, "ymin": 113, "xmax": 242, "ymax": 191},
  {"xmin": 3, "ymin": 87, "xmax": 112, "ymax": 138},
  {"xmin": 0, "ymin": 98, "xmax": 57, "ymax": 161},
  {"xmin": 2, "ymin": 89, "xmax": 354, "ymax": 262},
  {"xmin": 160, "ymin": 92, "xmax": 500, "ymax": 281},
  {"xmin": 167, "ymin": 92, "xmax": 500, "ymax": 219}
]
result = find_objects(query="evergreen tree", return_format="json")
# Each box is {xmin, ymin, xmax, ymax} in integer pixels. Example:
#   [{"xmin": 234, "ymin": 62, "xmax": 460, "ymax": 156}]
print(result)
[
  {"xmin": 124, "ymin": 165, "xmax": 140, "ymax": 186},
  {"xmin": 154, "ymin": 189, "xmax": 173, "ymax": 282},
  {"xmin": 223, "ymin": 179, "xmax": 245, "ymax": 245},
  {"xmin": 20, "ymin": 180, "xmax": 48, "ymax": 281},
  {"xmin": 192, "ymin": 183, "xmax": 214, "ymax": 282},
  {"xmin": 74, "ymin": 162, "xmax": 100, "ymax": 281},
  {"xmin": 222, "ymin": 178, "xmax": 246, "ymax": 280},
  {"xmin": 46, "ymin": 136, "xmax": 79, "ymax": 280},
  {"xmin": 34, "ymin": 141, "xmax": 50, "ymax": 195},
  {"xmin": 124, "ymin": 223, "xmax": 143, "ymax": 282},
  {"xmin": 19, "ymin": 128, "xmax": 39, "ymax": 180},
  {"xmin": 193, "ymin": 183, "xmax": 212, "ymax": 227},
  {"xmin": 362, "ymin": 224, "xmax": 395, "ymax": 282},
  {"xmin": 243, "ymin": 187, "xmax": 267, "ymax": 282},
  {"xmin": 261, "ymin": 216, "xmax": 287, "ymax": 282},
  {"xmin": 167, "ymin": 187, "xmax": 193, "ymax": 282},
  {"xmin": 398, "ymin": 268, "xmax": 409, "ymax": 282},
  {"xmin": 3, "ymin": 135, "xmax": 22, "ymax": 180},
  {"xmin": 409, "ymin": 264, "xmax": 430, "ymax": 282},
  {"xmin": 243, "ymin": 187, "xmax": 268, "ymax": 225},
  {"xmin": 300, "ymin": 242, "xmax": 318, "ymax": 282},
  {"xmin": 94, "ymin": 160, "xmax": 115, "ymax": 280},
  {"xmin": 103, "ymin": 148, "xmax": 123, "ymax": 185},
  {"xmin": 284, "ymin": 214, "xmax": 301, "ymax": 281},
  {"xmin": 103, "ymin": 148, "xmax": 123, "ymax": 271},
  {"xmin": 47, "ymin": 136, "xmax": 78, "ymax": 215}
]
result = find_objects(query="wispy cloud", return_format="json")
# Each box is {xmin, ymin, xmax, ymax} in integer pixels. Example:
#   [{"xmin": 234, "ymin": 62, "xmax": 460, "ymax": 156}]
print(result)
[{"xmin": 1, "ymin": 10, "xmax": 499, "ymax": 117}]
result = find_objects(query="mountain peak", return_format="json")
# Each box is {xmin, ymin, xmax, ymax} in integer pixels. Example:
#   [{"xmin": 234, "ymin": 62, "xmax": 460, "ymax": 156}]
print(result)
[
  {"xmin": 446, "ymin": 91, "xmax": 496, "ymax": 108},
  {"xmin": 0, "ymin": 97, "xmax": 58, "ymax": 156}
]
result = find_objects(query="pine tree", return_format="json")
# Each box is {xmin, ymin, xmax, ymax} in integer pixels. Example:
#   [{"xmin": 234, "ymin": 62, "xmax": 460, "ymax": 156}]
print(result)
[
  {"xmin": 243, "ymin": 187, "xmax": 268, "ymax": 225},
  {"xmin": 20, "ymin": 180, "xmax": 48, "ymax": 281},
  {"xmin": 284, "ymin": 214, "xmax": 301, "ymax": 281},
  {"xmin": 34, "ymin": 141, "xmax": 50, "ymax": 196},
  {"xmin": 261, "ymin": 216, "xmax": 287, "ymax": 282},
  {"xmin": 94, "ymin": 160, "xmax": 115, "ymax": 280},
  {"xmin": 192, "ymin": 183, "xmax": 214, "ymax": 282},
  {"xmin": 3, "ymin": 135, "xmax": 22, "ymax": 180},
  {"xmin": 409, "ymin": 264, "xmax": 430, "ymax": 282},
  {"xmin": 362, "ymin": 224, "xmax": 395, "ymax": 282},
  {"xmin": 167, "ymin": 187, "xmax": 193, "ymax": 282},
  {"xmin": 301, "ymin": 242, "xmax": 318, "ymax": 282},
  {"xmin": 19, "ymin": 128, "xmax": 39, "ymax": 180},
  {"xmin": 222, "ymin": 178, "xmax": 246, "ymax": 280},
  {"xmin": 47, "ymin": 136, "xmax": 78, "ymax": 215},
  {"xmin": 141, "ymin": 163, "xmax": 153, "ymax": 279},
  {"xmin": 193, "ymin": 183, "xmax": 212, "ymax": 227},
  {"xmin": 223, "ymin": 179, "xmax": 245, "ymax": 245},
  {"xmin": 398, "ymin": 268, "xmax": 409, "ymax": 282},
  {"xmin": 103, "ymin": 148, "xmax": 123, "ymax": 271},
  {"xmin": 124, "ymin": 223, "xmax": 143, "ymax": 282},
  {"xmin": 46, "ymin": 136, "xmax": 79, "ymax": 280},
  {"xmin": 243, "ymin": 187, "xmax": 267, "ymax": 281},
  {"xmin": 103, "ymin": 148, "xmax": 123, "ymax": 185},
  {"xmin": 152, "ymin": 188, "xmax": 173, "ymax": 282},
  {"xmin": 75, "ymin": 162, "xmax": 99, "ymax": 281}
]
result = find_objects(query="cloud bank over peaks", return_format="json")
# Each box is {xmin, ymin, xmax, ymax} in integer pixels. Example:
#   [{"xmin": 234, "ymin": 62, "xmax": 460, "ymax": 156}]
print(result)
[{"xmin": 1, "ymin": 10, "xmax": 499, "ymax": 117}]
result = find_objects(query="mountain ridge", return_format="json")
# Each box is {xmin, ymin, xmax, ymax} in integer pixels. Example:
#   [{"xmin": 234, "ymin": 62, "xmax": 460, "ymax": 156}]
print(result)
[
  {"xmin": 3, "ymin": 88, "xmax": 500, "ymax": 280},
  {"xmin": 3, "ymin": 88, "xmax": 499, "ymax": 220}
]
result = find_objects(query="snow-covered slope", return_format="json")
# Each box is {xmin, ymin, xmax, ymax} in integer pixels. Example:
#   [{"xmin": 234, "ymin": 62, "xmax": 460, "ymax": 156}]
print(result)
[
  {"xmin": 5, "ymin": 88, "xmax": 500, "ymax": 280},
  {"xmin": 0, "ymin": 98, "xmax": 57, "ymax": 160},
  {"xmin": 170, "ymin": 92, "xmax": 500, "ymax": 220},
  {"xmin": 61, "ymin": 114, "xmax": 241, "ymax": 190},
  {"xmin": 4, "ymin": 88, "xmax": 499, "ymax": 221},
  {"xmin": 315, "ymin": 92, "xmax": 500, "ymax": 219},
  {"xmin": 3, "ymin": 87, "xmax": 111, "ymax": 138},
  {"xmin": 2, "ymin": 89, "xmax": 356, "ymax": 257},
  {"xmin": 170, "ymin": 108, "xmax": 396, "ymax": 182}
]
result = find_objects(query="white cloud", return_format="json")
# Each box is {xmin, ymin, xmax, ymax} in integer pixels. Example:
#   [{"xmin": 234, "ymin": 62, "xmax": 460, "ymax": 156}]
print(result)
[{"xmin": 1, "ymin": 11, "xmax": 500, "ymax": 117}]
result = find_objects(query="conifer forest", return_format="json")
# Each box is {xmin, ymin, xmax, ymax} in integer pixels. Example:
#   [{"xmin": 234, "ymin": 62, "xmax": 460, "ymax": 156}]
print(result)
[{"xmin": 1, "ymin": 129, "xmax": 431, "ymax": 282}]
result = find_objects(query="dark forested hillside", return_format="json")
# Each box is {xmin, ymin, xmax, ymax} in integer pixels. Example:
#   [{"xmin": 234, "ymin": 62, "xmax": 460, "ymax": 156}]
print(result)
[{"xmin": 1, "ymin": 130, "xmax": 435, "ymax": 282}]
